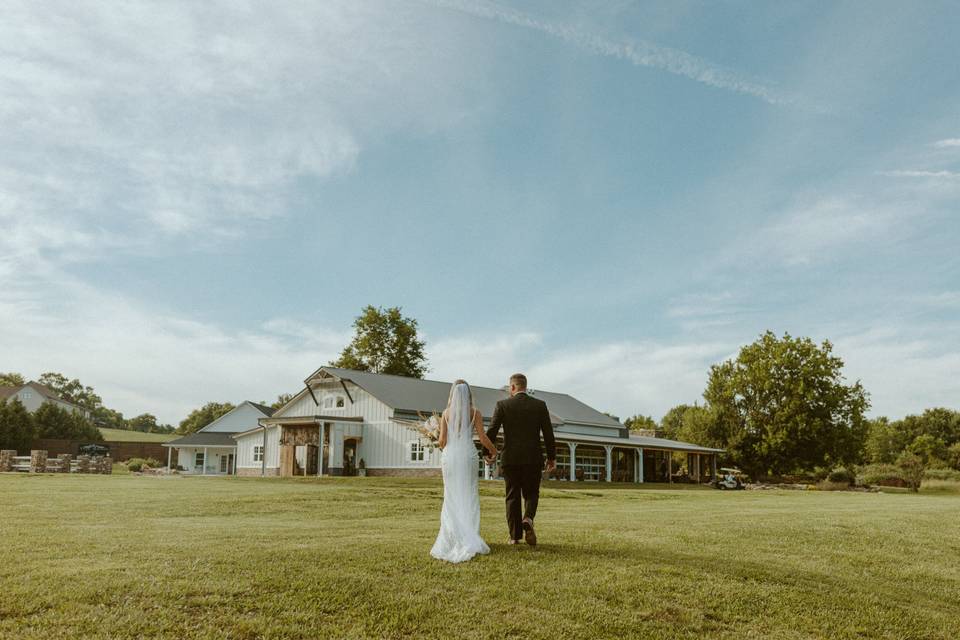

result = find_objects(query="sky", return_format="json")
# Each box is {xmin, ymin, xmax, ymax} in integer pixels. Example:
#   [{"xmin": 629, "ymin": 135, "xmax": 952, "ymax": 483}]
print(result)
[{"xmin": 2, "ymin": 0, "xmax": 959, "ymax": 426}]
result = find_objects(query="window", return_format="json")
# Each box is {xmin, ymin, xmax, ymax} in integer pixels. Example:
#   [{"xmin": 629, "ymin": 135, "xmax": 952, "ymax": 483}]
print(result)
[
  {"xmin": 253, "ymin": 446, "xmax": 264, "ymax": 463},
  {"xmin": 323, "ymin": 394, "xmax": 347, "ymax": 410},
  {"xmin": 22, "ymin": 391, "xmax": 32, "ymax": 400},
  {"xmin": 220, "ymin": 455, "xmax": 228, "ymax": 473},
  {"xmin": 409, "ymin": 441, "xmax": 427, "ymax": 463},
  {"xmin": 195, "ymin": 452, "xmax": 205, "ymax": 469}
]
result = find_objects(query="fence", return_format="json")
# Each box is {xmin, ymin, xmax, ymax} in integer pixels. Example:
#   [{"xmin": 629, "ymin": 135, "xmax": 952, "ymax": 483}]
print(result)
[
  {"xmin": 0, "ymin": 450, "xmax": 112, "ymax": 474},
  {"xmin": 30, "ymin": 438, "xmax": 169, "ymax": 462}
]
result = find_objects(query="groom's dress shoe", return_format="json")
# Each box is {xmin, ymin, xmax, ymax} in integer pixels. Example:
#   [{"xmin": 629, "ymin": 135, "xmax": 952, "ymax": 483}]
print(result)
[{"xmin": 522, "ymin": 519, "xmax": 537, "ymax": 546}]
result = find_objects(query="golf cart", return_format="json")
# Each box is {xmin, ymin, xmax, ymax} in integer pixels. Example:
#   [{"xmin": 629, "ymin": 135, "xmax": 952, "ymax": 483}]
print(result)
[{"xmin": 713, "ymin": 467, "xmax": 746, "ymax": 490}]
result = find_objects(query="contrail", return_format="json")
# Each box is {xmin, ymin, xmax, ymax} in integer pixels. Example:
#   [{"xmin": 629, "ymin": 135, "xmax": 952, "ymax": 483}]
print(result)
[{"xmin": 428, "ymin": 0, "xmax": 809, "ymax": 109}]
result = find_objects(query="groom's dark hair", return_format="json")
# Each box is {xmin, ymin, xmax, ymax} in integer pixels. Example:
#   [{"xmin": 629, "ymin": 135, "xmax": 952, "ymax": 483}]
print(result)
[{"xmin": 510, "ymin": 373, "xmax": 527, "ymax": 390}]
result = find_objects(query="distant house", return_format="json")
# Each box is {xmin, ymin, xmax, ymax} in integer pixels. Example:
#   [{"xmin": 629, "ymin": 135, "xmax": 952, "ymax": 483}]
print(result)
[
  {"xmin": 0, "ymin": 381, "xmax": 90, "ymax": 418},
  {"xmin": 162, "ymin": 402, "xmax": 275, "ymax": 475},
  {"xmin": 233, "ymin": 366, "xmax": 723, "ymax": 483}
]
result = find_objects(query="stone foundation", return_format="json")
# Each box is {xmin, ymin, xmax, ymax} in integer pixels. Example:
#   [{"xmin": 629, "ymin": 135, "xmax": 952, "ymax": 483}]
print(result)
[
  {"xmin": 237, "ymin": 467, "xmax": 280, "ymax": 477},
  {"xmin": 365, "ymin": 467, "xmax": 441, "ymax": 478},
  {"xmin": 0, "ymin": 450, "xmax": 15, "ymax": 472}
]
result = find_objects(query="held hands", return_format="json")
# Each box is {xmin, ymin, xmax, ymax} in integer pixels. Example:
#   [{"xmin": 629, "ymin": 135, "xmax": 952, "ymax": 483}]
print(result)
[{"xmin": 483, "ymin": 448, "xmax": 498, "ymax": 464}]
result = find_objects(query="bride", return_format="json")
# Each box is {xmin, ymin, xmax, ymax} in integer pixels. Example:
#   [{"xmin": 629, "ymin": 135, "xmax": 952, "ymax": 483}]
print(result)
[{"xmin": 430, "ymin": 380, "xmax": 499, "ymax": 563}]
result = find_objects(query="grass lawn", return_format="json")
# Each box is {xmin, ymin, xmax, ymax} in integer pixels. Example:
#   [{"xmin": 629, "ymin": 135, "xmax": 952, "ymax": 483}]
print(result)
[
  {"xmin": 99, "ymin": 427, "xmax": 177, "ymax": 443},
  {"xmin": 2, "ymin": 475, "xmax": 958, "ymax": 639}
]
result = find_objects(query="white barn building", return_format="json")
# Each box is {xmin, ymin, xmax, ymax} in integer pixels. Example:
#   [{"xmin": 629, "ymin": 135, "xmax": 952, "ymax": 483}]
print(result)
[{"xmin": 234, "ymin": 366, "xmax": 723, "ymax": 483}]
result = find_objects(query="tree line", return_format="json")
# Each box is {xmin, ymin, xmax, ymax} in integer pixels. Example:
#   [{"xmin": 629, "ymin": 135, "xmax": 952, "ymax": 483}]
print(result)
[{"xmin": 623, "ymin": 331, "xmax": 959, "ymax": 481}]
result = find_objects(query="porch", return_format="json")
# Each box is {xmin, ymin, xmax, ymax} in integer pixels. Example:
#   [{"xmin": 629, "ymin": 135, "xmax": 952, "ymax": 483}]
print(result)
[
  {"xmin": 269, "ymin": 416, "xmax": 364, "ymax": 478},
  {"xmin": 163, "ymin": 432, "xmax": 239, "ymax": 475},
  {"xmin": 480, "ymin": 434, "xmax": 722, "ymax": 484}
]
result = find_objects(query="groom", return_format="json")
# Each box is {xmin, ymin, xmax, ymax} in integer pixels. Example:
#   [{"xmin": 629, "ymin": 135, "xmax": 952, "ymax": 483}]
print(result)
[{"xmin": 485, "ymin": 373, "xmax": 556, "ymax": 546}]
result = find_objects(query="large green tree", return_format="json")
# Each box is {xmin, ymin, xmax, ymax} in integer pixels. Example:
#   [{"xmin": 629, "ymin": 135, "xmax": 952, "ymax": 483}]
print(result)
[
  {"xmin": 177, "ymin": 402, "xmax": 236, "ymax": 434},
  {"xmin": 37, "ymin": 372, "xmax": 103, "ymax": 412},
  {"xmin": 0, "ymin": 372, "xmax": 25, "ymax": 386},
  {"xmin": 0, "ymin": 398, "xmax": 35, "ymax": 452},
  {"xmin": 703, "ymin": 331, "xmax": 869, "ymax": 478},
  {"xmin": 33, "ymin": 402, "xmax": 102, "ymax": 442},
  {"xmin": 659, "ymin": 404, "xmax": 693, "ymax": 440},
  {"xmin": 624, "ymin": 414, "xmax": 658, "ymax": 433},
  {"xmin": 331, "ymin": 306, "xmax": 427, "ymax": 378}
]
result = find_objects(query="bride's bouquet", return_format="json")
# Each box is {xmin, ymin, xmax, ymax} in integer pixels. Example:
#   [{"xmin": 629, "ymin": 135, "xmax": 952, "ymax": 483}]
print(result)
[{"xmin": 398, "ymin": 411, "xmax": 442, "ymax": 450}]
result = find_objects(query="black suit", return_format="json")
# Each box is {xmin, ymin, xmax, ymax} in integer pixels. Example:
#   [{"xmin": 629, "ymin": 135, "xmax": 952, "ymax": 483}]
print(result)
[{"xmin": 486, "ymin": 392, "xmax": 556, "ymax": 541}]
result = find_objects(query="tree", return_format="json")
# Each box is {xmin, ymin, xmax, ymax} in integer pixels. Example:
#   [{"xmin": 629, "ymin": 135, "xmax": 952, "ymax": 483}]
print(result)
[
  {"xmin": 947, "ymin": 443, "xmax": 960, "ymax": 471},
  {"xmin": 907, "ymin": 433, "xmax": 947, "ymax": 467},
  {"xmin": 0, "ymin": 398, "xmax": 35, "ymax": 453},
  {"xmin": 675, "ymin": 405, "xmax": 726, "ymax": 450},
  {"xmin": 92, "ymin": 406, "xmax": 127, "ymax": 430},
  {"xmin": 0, "ymin": 372, "xmax": 25, "ymax": 386},
  {"xmin": 624, "ymin": 415, "xmax": 657, "ymax": 433},
  {"xmin": 864, "ymin": 417, "xmax": 904, "ymax": 464},
  {"xmin": 33, "ymin": 402, "xmax": 102, "ymax": 442},
  {"xmin": 703, "ymin": 331, "xmax": 870, "ymax": 478},
  {"xmin": 331, "ymin": 306, "xmax": 427, "ymax": 378},
  {"xmin": 271, "ymin": 394, "xmax": 293, "ymax": 410},
  {"xmin": 177, "ymin": 402, "xmax": 236, "ymax": 434},
  {"xmin": 37, "ymin": 372, "xmax": 103, "ymax": 412},
  {"xmin": 659, "ymin": 404, "xmax": 693, "ymax": 440},
  {"xmin": 897, "ymin": 451, "xmax": 925, "ymax": 493}
]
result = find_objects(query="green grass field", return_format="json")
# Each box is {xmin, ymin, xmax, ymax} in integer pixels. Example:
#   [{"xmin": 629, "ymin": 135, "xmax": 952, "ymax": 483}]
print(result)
[
  {"xmin": 2, "ymin": 475, "xmax": 958, "ymax": 639},
  {"xmin": 99, "ymin": 427, "xmax": 177, "ymax": 442}
]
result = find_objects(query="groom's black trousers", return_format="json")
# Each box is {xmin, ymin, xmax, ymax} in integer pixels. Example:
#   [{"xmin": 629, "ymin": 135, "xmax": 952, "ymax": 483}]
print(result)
[{"xmin": 501, "ymin": 463, "xmax": 542, "ymax": 541}]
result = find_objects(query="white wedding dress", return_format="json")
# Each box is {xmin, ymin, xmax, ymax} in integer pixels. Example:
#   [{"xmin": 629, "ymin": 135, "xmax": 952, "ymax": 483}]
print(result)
[{"xmin": 430, "ymin": 384, "xmax": 490, "ymax": 563}]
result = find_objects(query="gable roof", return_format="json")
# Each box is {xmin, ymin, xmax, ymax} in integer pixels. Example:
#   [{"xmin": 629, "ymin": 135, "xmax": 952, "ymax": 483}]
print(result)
[
  {"xmin": 311, "ymin": 367, "xmax": 622, "ymax": 428},
  {"xmin": 247, "ymin": 401, "xmax": 276, "ymax": 417},
  {"xmin": 198, "ymin": 401, "xmax": 277, "ymax": 433}
]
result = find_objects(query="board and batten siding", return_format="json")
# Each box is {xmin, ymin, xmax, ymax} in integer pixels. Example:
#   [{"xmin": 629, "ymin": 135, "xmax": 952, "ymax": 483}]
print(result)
[
  {"xmin": 270, "ymin": 380, "xmax": 441, "ymax": 470},
  {"xmin": 235, "ymin": 426, "xmax": 280, "ymax": 470}
]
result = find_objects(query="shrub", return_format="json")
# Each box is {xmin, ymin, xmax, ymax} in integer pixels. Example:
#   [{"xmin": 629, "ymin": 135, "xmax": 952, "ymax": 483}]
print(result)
[
  {"xmin": 125, "ymin": 457, "xmax": 162, "ymax": 472},
  {"xmin": 924, "ymin": 468, "xmax": 960, "ymax": 482},
  {"xmin": 827, "ymin": 466, "xmax": 856, "ymax": 485},
  {"xmin": 856, "ymin": 463, "xmax": 906, "ymax": 487},
  {"xmin": 897, "ymin": 452, "xmax": 925, "ymax": 493}
]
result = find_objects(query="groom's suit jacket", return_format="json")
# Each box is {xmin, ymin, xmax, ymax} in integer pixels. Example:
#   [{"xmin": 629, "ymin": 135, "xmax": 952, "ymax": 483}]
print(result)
[{"xmin": 486, "ymin": 392, "xmax": 556, "ymax": 466}]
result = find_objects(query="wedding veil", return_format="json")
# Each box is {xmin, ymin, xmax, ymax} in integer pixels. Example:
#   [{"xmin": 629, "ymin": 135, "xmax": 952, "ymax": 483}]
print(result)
[{"xmin": 447, "ymin": 382, "xmax": 473, "ymax": 438}]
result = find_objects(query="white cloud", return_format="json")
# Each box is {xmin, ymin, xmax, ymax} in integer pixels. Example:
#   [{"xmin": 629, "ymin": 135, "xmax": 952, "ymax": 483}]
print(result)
[
  {"xmin": 932, "ymin": 138, "xmax": 960, "ymax": 148},
  {"xmin": 880, "ymin": 169, "xmax": 960, "ymax": 178},
  {"xmin": 432, "ymin": 333, "xmax": 734, "ymax": 420},
  {"xmin": 0, "ymin": 1, "xmax": 489, "ymax": 263},
  {"xmin": 429, "ymin": 0, "xmax": 809, "ymax": 108},
  {"xmin": 835, "ymin": 327, "xmax": 960, "ymax": 418}
]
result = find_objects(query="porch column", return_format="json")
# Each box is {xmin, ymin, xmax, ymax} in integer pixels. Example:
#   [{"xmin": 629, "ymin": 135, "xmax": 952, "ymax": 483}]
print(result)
[
  {"xmin": 712, "ymin": 454, "xmax": 717, "ymax": 478},
  {"xmin": 568, "ymin": 442, "xmax": 577, "ymax": 481},
  {"xmin": 203, "ymin": 447, "xmax": 208, "ymax": 476},
  {"xmin": 483, "ymin": 461, "xmax": 491, "ymax": 480},
  {"xmin": 327, "ymin": 427, "xmax": 336, "ymax": 473},
  {"xmin": 318, "ymin": 423, "xmax": 326, "ymax": 476},
  {"xmin": 667, "ymin": 452, "xmax": 672, "ymax": 484},
  {"xmin": 604, "ymin": 445, "xmax": 613, "ymax": 483},
  {"xmin": 639, "ymin": 448, "xmax": 644, "ymax": 483},
  {"xmin": 166, "ymin": 447, "xmax": 172, "ymax": 471}
]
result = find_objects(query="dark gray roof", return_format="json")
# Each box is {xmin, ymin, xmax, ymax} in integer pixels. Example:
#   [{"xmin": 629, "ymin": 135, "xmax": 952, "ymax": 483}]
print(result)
[
  {"xmin": 164, "ymin": 432, "xmax": 238, "ymax": 447},
  {"xmin": 316, "ymin": 367, "xmax": 622, "ymax": 428},
  {"xmin": 247, "ymin": 401, "xmax": 276, "ymax": 417}
]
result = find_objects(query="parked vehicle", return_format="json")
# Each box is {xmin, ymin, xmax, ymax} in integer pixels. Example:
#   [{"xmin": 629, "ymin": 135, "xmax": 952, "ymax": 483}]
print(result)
[
  {"xmin": 78, "ymin": 443, "xmax": 110, "ymax": 456},
  {"xmin": 713, "ymin": 467, "xmax": 746, "ymax": 490}
]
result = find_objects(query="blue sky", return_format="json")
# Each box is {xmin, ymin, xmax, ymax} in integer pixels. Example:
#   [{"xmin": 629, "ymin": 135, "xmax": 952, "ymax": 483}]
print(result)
[{"xmin": 2, "ymin": 1, "xmax": 958, "ymax": 425}]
